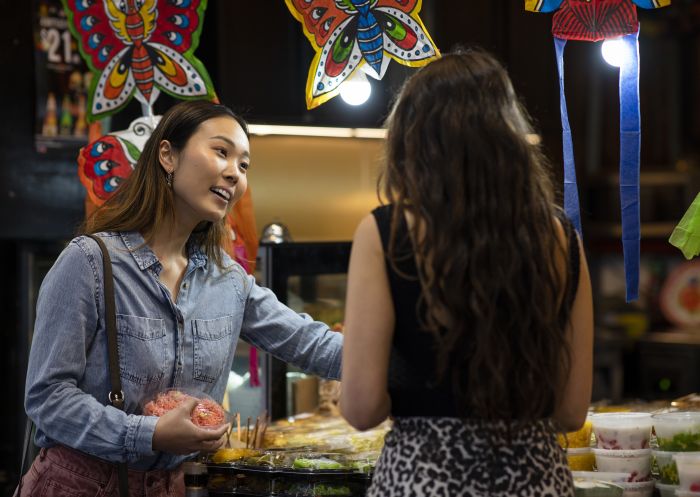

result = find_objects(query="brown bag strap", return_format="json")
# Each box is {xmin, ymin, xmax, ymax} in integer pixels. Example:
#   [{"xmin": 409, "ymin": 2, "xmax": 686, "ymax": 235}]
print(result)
[{"xmin": 86, "ymin": 234, "xmax": 129, "ymax": 497}]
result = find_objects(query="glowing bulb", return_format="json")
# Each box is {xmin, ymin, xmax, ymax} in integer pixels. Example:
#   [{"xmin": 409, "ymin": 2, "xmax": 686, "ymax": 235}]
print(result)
[
  {"xmin": 340, "ymin": 71, "xmax": 371, "ymax": 106},
  {"xmin": 601, "ymin": 38, "xmax": 630, "ymax": 67}
]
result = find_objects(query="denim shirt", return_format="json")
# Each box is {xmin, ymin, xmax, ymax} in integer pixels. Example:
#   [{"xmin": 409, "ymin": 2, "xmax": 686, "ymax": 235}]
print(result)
[{"xmin": 25, "ymin": 231, "xmax": 343, "ymax": 470}]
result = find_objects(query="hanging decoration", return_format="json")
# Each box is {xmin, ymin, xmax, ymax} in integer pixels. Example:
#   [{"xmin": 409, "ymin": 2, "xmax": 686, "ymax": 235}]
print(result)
[
  {"xmin": 62, "ymin": 0, "xmax": 216, "ymax": 121},
  {"xmin": 525, "ymin": 0, "xmax": 670, "ymax": 302},
  {"xmin": 670, "ymin": 193, "xmax": 700, "ymax": 260},
  {"xmin": 78, "ymin": 116, "xmax": 158, "ymax": 206},
  {"xmin": 285, "ymin": 0, "xmax": 440, "ymax": 109}
]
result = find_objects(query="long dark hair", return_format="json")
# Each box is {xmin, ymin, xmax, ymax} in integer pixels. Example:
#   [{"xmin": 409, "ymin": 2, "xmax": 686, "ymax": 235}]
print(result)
[
  {"xmin": 383, "ymin": 49, "xmax": 574, "ymax": 421},
  {"xmin": 82, "ymin": 100, "xmax": 249, "ymax": 268}
]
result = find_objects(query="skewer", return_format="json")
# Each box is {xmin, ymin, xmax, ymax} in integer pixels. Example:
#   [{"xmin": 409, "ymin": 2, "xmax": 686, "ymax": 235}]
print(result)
[
  {"xmin": 225, "ymin": 416, "xmax": 236, "ymax": 448},
  {"xmin": 245, "ymin": 416, "xmax": 251, "ymax": 448},
  {"xmin": 256, "ymin": 410, "xmax": 269, "ymax": 449},
  {"xmin": 251, "ymin": 418, "xmax": 259, "ymax": 449},
  {"xmin": 236, "ymin": 413, "xmax": 241, "ymax": 442}
]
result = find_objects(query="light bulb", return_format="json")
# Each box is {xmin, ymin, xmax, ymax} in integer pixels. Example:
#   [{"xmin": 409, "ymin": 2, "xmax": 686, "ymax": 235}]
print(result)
[
  {"xmin": 601, "ymin": 38, "xmax": 630, "ymax": 67},
  {"xmin": 340, "ymin": 71, "xmax": 371, "ymax": 106}
]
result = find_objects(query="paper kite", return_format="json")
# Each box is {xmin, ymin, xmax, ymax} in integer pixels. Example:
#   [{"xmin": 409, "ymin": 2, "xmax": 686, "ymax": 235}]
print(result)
[
  {"xmin": 78, "ymin": 116, "xmax": 159, "ymax": 206},
  {"xmin": 62, "ymin": 0, "xmax": 216, "ymax": 121},
  {"xmin": 285, "ymin": 0, "xmax": 440, "ymax": 109},
  {"xmin": 526, "ymin": 0, "xmax": 671, "ymax": 301}
]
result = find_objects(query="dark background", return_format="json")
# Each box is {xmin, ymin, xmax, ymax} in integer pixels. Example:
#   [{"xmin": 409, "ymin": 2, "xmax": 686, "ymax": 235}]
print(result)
[{"xmin": 1, "ymin": 0, "xmax": 699, "ymax": 492}]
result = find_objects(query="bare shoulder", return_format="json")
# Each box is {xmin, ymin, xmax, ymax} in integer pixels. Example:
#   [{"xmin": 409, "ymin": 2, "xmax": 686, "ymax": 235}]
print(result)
[{"xmin": 353, "ymin": 213, "xmax": 383, "ymax": 253}]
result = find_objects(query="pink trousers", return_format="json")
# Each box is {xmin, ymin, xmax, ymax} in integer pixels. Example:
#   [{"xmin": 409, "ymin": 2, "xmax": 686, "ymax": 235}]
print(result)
[{"xmin": 14, "ymin": 445, "xmax": 185, "ymax": 497}]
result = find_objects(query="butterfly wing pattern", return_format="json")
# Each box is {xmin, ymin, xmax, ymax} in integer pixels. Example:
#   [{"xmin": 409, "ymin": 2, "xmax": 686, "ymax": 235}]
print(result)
[
  {"xmin": 78, "ymin": 134, "xmax": 138, "ymax": 205},
  {"xmin": 286, "ymin": 0, "xmax": 440, "ymax": 109},
  {"xmin": 63, "ymin": 0, "xmax": 216, "ymax": 121}
]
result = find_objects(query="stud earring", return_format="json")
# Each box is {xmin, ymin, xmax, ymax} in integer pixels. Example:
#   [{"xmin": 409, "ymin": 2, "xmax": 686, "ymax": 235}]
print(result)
[{"xmin": 166, "ymin": 171, "xmax": 173, "ymax": 188}]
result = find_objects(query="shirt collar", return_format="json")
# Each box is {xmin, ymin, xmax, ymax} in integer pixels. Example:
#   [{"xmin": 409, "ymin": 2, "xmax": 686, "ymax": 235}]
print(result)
[{"xmin": 119, "ymin": 231, "xmax": 208, "ymax": 272}]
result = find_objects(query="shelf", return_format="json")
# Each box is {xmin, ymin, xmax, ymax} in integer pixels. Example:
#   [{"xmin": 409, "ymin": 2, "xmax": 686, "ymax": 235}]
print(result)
[{"xmin": 586, "ymin": 222, "xmax": 676, "ymax": 238}]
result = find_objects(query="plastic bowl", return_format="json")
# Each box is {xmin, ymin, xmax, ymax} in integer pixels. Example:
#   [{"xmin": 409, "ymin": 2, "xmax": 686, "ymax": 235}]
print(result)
[
  {"xmin": 591, "ymin": 413, "xmax": 652, "ymax": 450},
  {"xmin": 616, "ymin": 480, "xmax": 654, "ymax": 497},
  {"xmin": 654, "ymin": 482, "xmax": 678, "ymax": 497},
  {"xmin": 652, "ymin": 412, "xmax": 700, "ymax": 451},
  {"xmin": 567, "ymin": 448, "xmax": 595, "ymax": 471},
  {"xmin": 592, "ymin": 448, "xmax": 652, "ymax": 482},
  {"xmin": 674, "ymin": 453, "xmax": 700, "ymax": 491},
  {"xmin": 141, "ymin": 388, "xmax": 228, "ymax": 430},
  {"xmin": 652, "ymin": 449, "xmax": 680, "ymax": 484}
]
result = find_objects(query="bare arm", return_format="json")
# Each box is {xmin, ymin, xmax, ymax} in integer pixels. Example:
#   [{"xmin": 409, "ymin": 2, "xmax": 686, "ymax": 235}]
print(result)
[
  {"xmin": 553, "ymin": 232, "xmax": 594, "ymax": 432},
  {"xmin": 340, "ymin": 214, "xmax": 394, "ymax": 431}
]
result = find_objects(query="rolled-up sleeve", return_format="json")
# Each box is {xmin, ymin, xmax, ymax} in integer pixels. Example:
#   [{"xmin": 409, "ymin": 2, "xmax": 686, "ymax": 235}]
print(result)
[
  {"xmin": 25, "ymin": 240, "xmax": 157, "ymax": 463},
  {"xmin": 240, "ymin": 276, "xmax": 343, "ymax": 380}
]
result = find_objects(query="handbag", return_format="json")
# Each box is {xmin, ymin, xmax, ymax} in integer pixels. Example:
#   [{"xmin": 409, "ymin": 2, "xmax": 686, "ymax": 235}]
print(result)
[{"xmin": 16, "ymin": 235, "xmax": 129, "ymax": 497}]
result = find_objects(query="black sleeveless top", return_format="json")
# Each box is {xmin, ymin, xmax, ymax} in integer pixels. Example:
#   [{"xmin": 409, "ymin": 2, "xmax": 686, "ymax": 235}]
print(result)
[{"xmin": 372, "ymin": 204, "xmax": 580, "ymax": 418}]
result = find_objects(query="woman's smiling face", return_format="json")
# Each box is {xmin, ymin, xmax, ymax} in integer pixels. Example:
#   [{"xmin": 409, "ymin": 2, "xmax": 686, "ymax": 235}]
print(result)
[{"xmin": 163, "ymin": 116, "xmax": 250, "ymax": 228}]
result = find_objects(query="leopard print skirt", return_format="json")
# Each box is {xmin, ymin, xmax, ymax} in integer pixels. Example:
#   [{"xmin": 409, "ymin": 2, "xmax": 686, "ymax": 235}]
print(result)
[{"xmin": 367, "ymin": 417, "xmax": 574, "ymax": 497}]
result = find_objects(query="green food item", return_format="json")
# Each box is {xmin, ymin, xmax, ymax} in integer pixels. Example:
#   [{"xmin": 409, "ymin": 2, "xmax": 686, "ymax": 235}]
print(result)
[
  {"xmin": 659, "ymin": 461, "xmax": 680, "ymax": 485},
  {"xmin": 658, "ymin": 431, "xmax": 700, "ymax": 451},
  {"xmin": 351, "ymin": 460, "xmax": 374, "ymax": 473},
  {"xmin": 286, "ymin": 483, "xmax": 352, "ymax": 496},
  {"xmin": 292, "ymin": 457, "xmax": 343, "ymax": 470},
  {"xmin": 312, "ymin": 484, "xmax": 352, "ymax": 496}
]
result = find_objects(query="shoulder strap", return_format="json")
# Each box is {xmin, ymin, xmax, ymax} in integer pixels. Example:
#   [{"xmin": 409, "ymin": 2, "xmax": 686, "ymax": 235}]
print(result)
[
  {"xmin": 85, "ymin": 235, "xmax": 124, "ymax": 410},
  {"xmin": 85, "ymin": 235, "xmax": 129, "ymax": 497}
]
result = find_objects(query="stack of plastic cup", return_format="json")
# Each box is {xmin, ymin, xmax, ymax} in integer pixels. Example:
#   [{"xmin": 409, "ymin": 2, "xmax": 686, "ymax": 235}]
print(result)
[
  {"xmin": 653, "ymin": 411, "xmax": 700, "ymax": 496},
  {"xmin": 591, "ymin": 412, "xmax": 654, "ymax": 497}
]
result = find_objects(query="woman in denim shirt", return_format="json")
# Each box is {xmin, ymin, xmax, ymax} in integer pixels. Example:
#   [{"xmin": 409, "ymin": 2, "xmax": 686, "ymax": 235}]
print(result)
[{"xmin": 18, "ymin": 101, "xmax": 343, "ymax": 496}]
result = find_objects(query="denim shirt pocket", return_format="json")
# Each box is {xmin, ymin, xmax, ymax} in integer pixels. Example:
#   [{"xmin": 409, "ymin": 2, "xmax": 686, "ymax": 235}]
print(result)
[
  {"xmin": 116, "ymin": 314, "xmax": 167, "ymax": 385},
  {"xmin": 192, "ymin": 316, "xmax": 233, "ymax": 383},
  {"xmin": 192, "ymin": 315, "xmax": 234, "ymax": 383}
]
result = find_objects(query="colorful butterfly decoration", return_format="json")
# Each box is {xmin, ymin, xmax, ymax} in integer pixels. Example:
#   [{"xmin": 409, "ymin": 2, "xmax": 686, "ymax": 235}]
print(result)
[
  {"xmin": 285, "ymin": 0, "xmax": 440, "ymax": 109},
  {"xmin": 78, "ymin": 116, "xmax": 158, "ymax": 206},
  {"xmin": 526, "ymin": 0, "xmax": 670, "ymax": 302},
  {"xmin": 62, "ymin": 0, "xmax": 216, "ymax": 121}
]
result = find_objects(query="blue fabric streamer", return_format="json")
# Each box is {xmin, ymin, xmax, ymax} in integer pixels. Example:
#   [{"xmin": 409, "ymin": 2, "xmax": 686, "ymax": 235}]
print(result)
[
  {"xmin": 619, "ymin": 29, "xmax": 641, "ymax": 301},
  {"xmin": 554, "ymin": 29, "xmax": 641, "ymax": 302},
  {"xmin": 554, "ymin": 37, "xmax": 582, "ymax": 235}
]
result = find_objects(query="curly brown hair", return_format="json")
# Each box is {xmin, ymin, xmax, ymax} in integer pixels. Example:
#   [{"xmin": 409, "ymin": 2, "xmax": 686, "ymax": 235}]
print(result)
[{"xmin": 382, "ymin": 49, "xmax": 575, "ymax": 421}]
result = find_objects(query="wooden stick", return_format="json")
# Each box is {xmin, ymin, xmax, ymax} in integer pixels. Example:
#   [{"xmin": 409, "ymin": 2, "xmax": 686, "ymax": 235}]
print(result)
[
  {"xmin": 245, "ymin": 416, "xmax": 251, "ymax": 448},
  {"xmin": 236, "ymin": 413, "xmax": 241, "ymax": 442},
  {"xmin": 225, "ymin": 418, "xmax": 235, "ymax": 448},
  {"xmin": 251, "ymin": 418, "xmax": 259, "ymax": 450},
  {"xmin": 256, "ymin": 410, "xmax": 269, "ymax": 448}
]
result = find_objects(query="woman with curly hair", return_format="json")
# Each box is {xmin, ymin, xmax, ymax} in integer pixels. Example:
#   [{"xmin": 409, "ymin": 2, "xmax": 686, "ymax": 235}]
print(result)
[{"xmin": 340, "ymin": 49, "xmax": 593, "ymax": 497}]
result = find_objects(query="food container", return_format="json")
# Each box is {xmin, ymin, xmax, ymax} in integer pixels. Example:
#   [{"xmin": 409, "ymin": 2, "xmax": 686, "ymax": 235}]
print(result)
[
  {"xmin": 591, "ymin": 413, "xmax": 652, "ymax": 450},
  {"xmin": 141, "ymin": 388, "xmax": 228, "ymax": 429},
  {"xmin": 616, "ymin": 480, "xmax": 655, "ymax": 497},
  {"xmin": 560, "ymin": 418, "xmax": 594, "ymax": 449},
  {"xmin": 652, "ymin": 412, "xmax": 700, "ymax": 451},
  {"xmin": 572, "ymin": 471, "xmax": 629, "ymax": 483},
  {"xmin": 592, "ymin": 449, "xmax": 651, "ymax": 481},
  {"xmin": 674, "ymin": 453, "xmax": 700, "ymax": 491},
  {"xmin": 573, "ymin": 479, "xmax": 624, "ymax": 497},
  {"xmin": 567, "ymin": 448, "xmax": 595, "ymax": 471},
  {"xmin": 654, "ymin": 482, "xmax": 679, "ymax": 497},
  {"xmin": 652, "ymin": 449, "xmax": 680, "ymax": 484}
]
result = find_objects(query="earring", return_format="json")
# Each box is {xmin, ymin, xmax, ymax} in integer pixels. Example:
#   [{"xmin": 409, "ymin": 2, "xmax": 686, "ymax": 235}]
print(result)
[{"xmin": 166, "ymin": 171, "xmax": 173, "ymax": 188}]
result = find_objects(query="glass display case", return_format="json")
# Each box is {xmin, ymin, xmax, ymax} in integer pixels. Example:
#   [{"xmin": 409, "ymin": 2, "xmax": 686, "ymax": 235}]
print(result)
[{"xmin": 255, "ymin": 241, "xmax": 351, "ymax": 420}]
